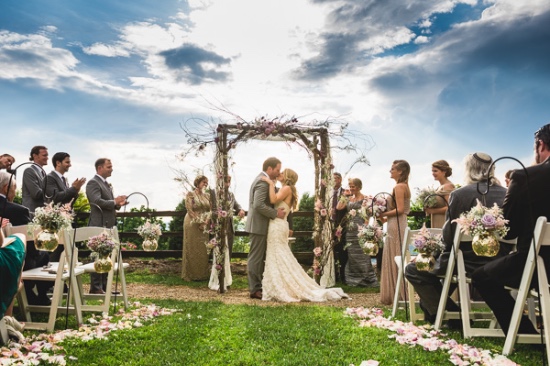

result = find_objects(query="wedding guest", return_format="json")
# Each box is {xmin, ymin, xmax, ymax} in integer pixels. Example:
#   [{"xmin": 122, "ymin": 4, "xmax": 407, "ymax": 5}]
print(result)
[
  {"xmin": 86, "ymin": 158, "xmax": 128, "ymax": 294},
  {"xmin": 504, "ymin": 169, "xmax": 513, "ymax": 188},
  {"xmin": 336, "ymin": 178, "xmax": 378, "ymax": 287},
  {"xmin": 0, "ymin": 154, "xmax": 15, "ymax": 171},
  {"xmin": 45, "ymin": 152, "xmax": 86, "ymax": 262},
  {"xmin": 331, "ymin": 172, "xmax": 348, "ymax": 284},
  {"xmin": 182, "ymin": 175, "xmax": 211, "ymax": 281},
  {"xmin": 1, "ymin": 217, "xmax": 26, "ymax": 318},
  {"xmin": 0, "ymin": 171, "xmax": 50, "ymax": 305},
  {"xmin": 473, "ymin": 124, "xmax": 550, "ymax": 334},
  {"xmin": 424, "ymin": 160, "xmax": 455, "ymax": 229},
  {"xmin": 379, "ymin": 160, "xmax": 411, "ymax": 305},
  {"xmin": 405, "ymin": 152, "xmax": 511, "ymax": 326},
  {"xmin": 22, "ymin": 146, "xmax": 49, "ymax": 214}
]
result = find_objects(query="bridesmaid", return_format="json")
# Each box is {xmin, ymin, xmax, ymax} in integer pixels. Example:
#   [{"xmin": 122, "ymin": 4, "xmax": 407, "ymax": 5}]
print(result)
[
  {"xmin": 379, "ymin": 160, "xmax": 411, "ymax": 305},
  {"xmin": 336, "ymin": 178, "xmax": 379, "ymax": 287},
  {"xmin": 425, "ymin": 160, "xmax": 455, "ymax": 229},
  {"xmin": 181, "ymin": 175, "xmax": 211, "ymax": 281}
]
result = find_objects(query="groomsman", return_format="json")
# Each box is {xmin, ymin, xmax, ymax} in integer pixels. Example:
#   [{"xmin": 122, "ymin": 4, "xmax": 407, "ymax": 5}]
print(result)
[
  {"xmin": 0, "ymin": 154, "xmax": 15, "ymax": 171},
  {"xmin": 86, "ymin": 158, "xmax": 128, "ymax": 294},
  {"xmin": 22, "ymin": 146, "xmax": 49, "ymax": 214},
  {"xmin": 45, "ymin": 152, "xmax": 86, "ymax": 262},
  {"xmin": 45, "ymin": 152, "xmax": 86, "ymax": 206}
]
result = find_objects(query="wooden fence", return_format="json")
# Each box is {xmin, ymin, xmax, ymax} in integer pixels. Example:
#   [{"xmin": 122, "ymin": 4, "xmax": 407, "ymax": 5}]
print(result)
[{"xmin": 75, "ymin": 210, "xmax": 427, "ymax": 264}]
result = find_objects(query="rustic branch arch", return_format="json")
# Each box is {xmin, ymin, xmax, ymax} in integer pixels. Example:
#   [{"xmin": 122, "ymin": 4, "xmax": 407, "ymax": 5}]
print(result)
[{"xmin": 179, "ymin": 114, "xmax": 373, "ymax": 293}]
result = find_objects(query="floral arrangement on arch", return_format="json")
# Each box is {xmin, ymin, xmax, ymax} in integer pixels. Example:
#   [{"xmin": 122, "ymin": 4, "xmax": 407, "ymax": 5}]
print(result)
[
  {"xmin": 31, "ymin": 201, "xmax": 74, "ymax": 232},
  {"xmin": 452, "ymin": 199, "xmax": 509, "ymax": 257}
]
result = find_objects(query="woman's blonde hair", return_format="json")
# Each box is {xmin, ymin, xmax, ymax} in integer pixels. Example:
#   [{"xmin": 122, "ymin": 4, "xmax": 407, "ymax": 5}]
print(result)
[
  {"xmin": 283, "ymin": 169, "xmax": 299, "ymax": 210},
  {"xmin": 393, "ymin": 160, "xmax": 410, "ymax": 183},
  {"xmin": 348, "ymin": 177, "xmax": 362, "ymax": 190}
]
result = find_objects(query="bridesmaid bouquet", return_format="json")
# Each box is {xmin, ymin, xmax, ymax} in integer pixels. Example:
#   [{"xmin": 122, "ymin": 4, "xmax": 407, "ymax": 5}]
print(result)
[
  {"xmin": 415, "ymin": 186, "xmax": 439, "ymax": 208},
  {"xmin": 452, "ymin": 199, "xmax": 509, "ymax": 257},
  {"xmin": 362, "ymin": 195, "xmax": 388, "ymax": 219}
]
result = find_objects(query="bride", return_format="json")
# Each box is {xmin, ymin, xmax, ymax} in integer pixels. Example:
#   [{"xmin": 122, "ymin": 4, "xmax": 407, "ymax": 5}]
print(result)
[{"xmin": 261, "ymin": 169, "xmax": 349, "ymax": 302}]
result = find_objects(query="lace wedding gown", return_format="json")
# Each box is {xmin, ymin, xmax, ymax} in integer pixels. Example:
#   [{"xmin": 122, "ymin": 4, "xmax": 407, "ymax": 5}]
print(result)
[{"xmin": 262, "ymin": 202, "xmax": 349, "ymax": 302}]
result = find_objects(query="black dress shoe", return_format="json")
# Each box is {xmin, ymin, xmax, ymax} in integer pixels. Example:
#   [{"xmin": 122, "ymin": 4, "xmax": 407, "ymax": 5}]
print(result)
[
  {"xmin": 250, "ymin": 290, "xmax": 263, "ymax": 299},
  {"xmin": 89, "ymin": 289, "xmax": 106, "ymax": 294}
]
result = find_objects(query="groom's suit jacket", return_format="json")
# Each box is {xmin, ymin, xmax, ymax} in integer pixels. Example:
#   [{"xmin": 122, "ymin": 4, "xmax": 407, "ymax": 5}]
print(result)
[
  {"xmin": 86, "ymin": 175, "xmax": 119, "ymax": 228},
  {"xmin": 22, "ymin": 165, "xmax": 46, "ymax": 213},
  {"xmin": 45, "ymin": 171, "xmax": 79, "ymax": 206},
  {"xmin": 244, "ymin": 173, "xmax": 277, "ymax": 236}
]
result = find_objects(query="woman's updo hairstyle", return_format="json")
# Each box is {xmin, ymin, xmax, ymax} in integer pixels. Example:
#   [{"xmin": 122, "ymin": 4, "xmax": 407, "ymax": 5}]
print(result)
[
  {"xmin": 194, "ymin": 175, "xmax": 208, "ymax": 188},
  {"xmin": 432, "ymin": 160, "xmax": 453, "ymax": 178}
]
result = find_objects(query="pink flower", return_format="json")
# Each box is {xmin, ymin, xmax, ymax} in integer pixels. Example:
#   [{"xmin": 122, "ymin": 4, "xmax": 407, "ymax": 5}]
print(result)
[{"xmin": 320, "ymin": 208, "xmax": 328, "ymax": 217}]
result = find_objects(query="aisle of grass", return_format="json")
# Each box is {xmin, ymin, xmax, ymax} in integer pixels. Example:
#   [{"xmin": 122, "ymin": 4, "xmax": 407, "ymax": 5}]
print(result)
[{"xmin": 61, "ymin": 300, "xmax": 449, "ymax": 366}]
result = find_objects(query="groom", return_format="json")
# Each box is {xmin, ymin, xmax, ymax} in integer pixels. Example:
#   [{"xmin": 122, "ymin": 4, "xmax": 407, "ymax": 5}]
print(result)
[{"xmin": 246, "ymin": 157, "xmax": 285, "ymax": 299}]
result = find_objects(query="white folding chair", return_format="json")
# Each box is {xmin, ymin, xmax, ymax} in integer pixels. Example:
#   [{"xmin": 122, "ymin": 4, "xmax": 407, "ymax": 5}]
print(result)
[
  {"xmin": 8, "ymin": 225, "xmax": 85, "ymax": 332},
  {"xmin": 68, "ymin": 227, "xmax": 129, "ymax": 313},
  {"xmin": 503, "ymin": 216, "xmax": 550, "ymax": 360},
  {"xmin": 434, "ymin": 225, "xmax": 516, "ymax": 337},
  {"xmin": 392, "ymin": 227, "xmax": 442, "ymax": 321}
]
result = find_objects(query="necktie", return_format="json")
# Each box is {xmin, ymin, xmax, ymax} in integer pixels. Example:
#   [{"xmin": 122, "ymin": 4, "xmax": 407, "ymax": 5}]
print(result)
[{"xmin": 62, "ymin": 176, "xmax": 69, "ymax": 188}]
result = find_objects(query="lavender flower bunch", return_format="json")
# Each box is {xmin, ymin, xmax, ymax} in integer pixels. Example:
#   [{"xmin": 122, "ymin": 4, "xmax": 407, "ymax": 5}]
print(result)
[
  {"xmin": 412, "ymin": 224, "xmax": 444, "ymax": 255},
  {"xmin": 453, "ymin": 199, "xmax": 509, "ymax": 238}
]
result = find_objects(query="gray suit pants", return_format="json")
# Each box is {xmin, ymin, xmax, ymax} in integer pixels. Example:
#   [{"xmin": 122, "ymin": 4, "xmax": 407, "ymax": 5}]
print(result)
[{"xmin": 247, "ymin": 233, "xmax": 267, "ymax": 293}]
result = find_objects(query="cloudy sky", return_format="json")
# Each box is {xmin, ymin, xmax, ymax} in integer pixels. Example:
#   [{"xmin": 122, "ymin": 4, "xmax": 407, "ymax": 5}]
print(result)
[{"xmin": 1, "ymin": 0, "xmax": 549, "ymax": 213}]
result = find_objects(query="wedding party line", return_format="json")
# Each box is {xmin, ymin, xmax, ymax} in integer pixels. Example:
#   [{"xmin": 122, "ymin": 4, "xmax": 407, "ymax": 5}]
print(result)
[{"xmin": 2, "ymin": 121, "xmax": 550, "ymax": 364}]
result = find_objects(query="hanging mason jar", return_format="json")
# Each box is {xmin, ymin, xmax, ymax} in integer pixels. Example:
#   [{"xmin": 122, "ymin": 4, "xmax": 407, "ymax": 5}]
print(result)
[
  {"xmin": 142, "ymin": 238, "xmax": 158, "ymax": 252},
  {"xmin": 415, "ymin": 252, "xmax": 436, "ymax": 271},
  {"xmin": 472, "ymin": 232, "xmax": 499, "ymax": 257},
  {"xmin": 94, "ymin": 256, "xmax": 113, "ymax": 273},
  {"xmin": 361, "ymin": 241, "xmax": 379, "ymax": 256},
  {"xmin": 34, "ymin": 229, "xmax": 60, "ymax": 252}
]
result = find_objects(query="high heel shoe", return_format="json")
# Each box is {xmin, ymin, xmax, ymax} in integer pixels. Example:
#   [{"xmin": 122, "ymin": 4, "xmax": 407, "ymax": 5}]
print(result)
[{"xmin": 2, "ymin": 316, "xmax": 24, "ymax": 331}]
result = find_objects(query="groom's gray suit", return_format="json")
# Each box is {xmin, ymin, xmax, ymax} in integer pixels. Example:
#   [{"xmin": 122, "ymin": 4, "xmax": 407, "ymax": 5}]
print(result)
[{"xmin": 245, "ymin": 172, "xmax": 278, "ymax": 294}]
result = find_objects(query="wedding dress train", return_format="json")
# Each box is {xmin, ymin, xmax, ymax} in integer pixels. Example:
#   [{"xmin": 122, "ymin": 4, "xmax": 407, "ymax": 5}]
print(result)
[{"xmin": 262, "ymin": 202, "xmax": 349, "ymax": 302}]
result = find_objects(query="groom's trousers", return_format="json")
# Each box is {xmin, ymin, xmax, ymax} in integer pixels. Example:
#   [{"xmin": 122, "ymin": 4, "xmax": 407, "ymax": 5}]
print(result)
[{"xmin": 248, "ymin": 233, "xmax": 267, "ymax": 294}]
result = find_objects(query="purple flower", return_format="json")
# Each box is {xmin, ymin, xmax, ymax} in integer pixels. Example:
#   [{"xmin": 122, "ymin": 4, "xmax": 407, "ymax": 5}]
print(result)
[{"xmin": 481, "ymin": 214, "xmax": 497, "ymax": 229}]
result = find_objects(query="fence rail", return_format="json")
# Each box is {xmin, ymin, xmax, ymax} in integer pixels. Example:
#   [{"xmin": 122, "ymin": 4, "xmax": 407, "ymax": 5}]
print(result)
[{"xmin": 75, "ymin": 210, "xmax": 426, "ymax": 264}]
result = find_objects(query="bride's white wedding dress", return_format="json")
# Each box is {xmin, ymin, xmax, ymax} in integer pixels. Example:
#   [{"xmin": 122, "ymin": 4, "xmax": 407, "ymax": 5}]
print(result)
[{"xmin": 262, "ymin": 202, "xmax": 350, "ymax": 302}]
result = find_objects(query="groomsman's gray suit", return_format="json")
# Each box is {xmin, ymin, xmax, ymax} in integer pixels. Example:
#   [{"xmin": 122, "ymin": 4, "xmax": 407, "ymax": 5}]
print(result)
[
  {"xmin": 86, "ymin": 175, "xmax": 119, "ymax": 228},
  {"xmin": 22, "ymin": 164, "xmax": 46, "ymax": 213},
  {"xmin": 45, "ymin": 171, "xmax": 79, "ymax": 205},
  {"xmin": 86, "ymin": 175, "xmax": 120, "ymax": 293},
  {"xmin": 245, "ymin": 172, "xmax": 277, "ymax": 294}
]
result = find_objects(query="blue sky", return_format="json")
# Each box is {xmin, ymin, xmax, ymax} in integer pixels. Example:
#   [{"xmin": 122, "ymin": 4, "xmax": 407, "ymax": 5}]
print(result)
[{"xmin": 1, "ymin": 0, "xmax": 549, "ymax": 211}]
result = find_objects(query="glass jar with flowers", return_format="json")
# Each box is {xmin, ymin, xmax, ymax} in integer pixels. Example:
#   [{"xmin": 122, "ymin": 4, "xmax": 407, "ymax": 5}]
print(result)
[
  {"xmin": 86, "ymin": 231, "xmax": 117, "ymax": 273},
  {"xmin": 453, "ymin": 199, "xmax": 509, "ymax": 257},
  {"xmin": 31, "ymin": 202, "xmax": 75, "ymax": 251},
  {"xmin": 357, "ymin": 221, "xmax": 385, "ymax": 256},
  {"xmin": 137, "ymin": 219, "xmax": 163, "ymax": 252},
  {"xmin": 412, "ymin": 224, "xmax": 444, "ymax": 271}
]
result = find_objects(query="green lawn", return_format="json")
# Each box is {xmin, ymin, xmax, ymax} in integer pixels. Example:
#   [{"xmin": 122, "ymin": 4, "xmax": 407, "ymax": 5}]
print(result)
[{"xmin": 8, "ymin": 262, "xmax": 546, "ymax": 366}]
